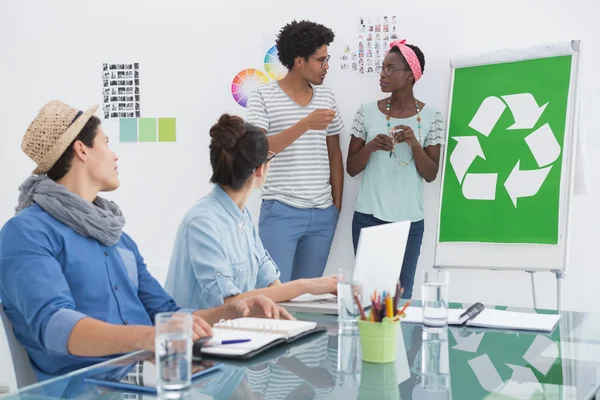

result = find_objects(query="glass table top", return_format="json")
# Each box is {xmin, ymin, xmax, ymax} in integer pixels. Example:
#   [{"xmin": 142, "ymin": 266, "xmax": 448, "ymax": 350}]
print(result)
[{"xmin": 6, "ymin": 301, "xmax": 600, "ymax": 400}]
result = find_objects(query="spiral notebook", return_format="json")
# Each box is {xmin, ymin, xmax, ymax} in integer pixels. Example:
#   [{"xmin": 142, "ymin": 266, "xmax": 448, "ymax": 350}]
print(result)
[
  {"xmin": 401, "ymin": 307, "xmax": 560, "ymax": 332},
  {"xmin": 194, "ymin": 318, "xmax": 326, "ymax": 360}
]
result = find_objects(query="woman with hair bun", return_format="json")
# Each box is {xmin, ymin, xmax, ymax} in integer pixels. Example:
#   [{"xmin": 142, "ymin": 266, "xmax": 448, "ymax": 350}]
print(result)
[{"xmin": 165, "ymin": 114, "xmax": 337, "ymax": 311}]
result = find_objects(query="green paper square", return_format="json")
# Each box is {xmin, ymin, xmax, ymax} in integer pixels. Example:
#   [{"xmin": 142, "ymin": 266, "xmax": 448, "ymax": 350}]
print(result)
[
  {"xmin": 119, "ymin": 118, "xmax": 137, "ymax": 142},
  {"xmin": 158, "ymin": 118, "xmax": 176, "ymax": 142},
  {"xmin": 138, "ymin": 118, "xmax": 157, "ymax": 142}
]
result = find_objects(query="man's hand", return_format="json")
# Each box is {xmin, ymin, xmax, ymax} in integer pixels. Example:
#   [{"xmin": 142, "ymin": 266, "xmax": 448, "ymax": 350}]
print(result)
[
  {"xmin": 191, "ymin": 315, "xmax": 213, "ymax": 340},
  {"xmin": 140, "ymin": 315, "xmax": 213, "ymax": 352},
  {"xmin": 334, "ymin": 201, "xmax": 342, "ymax": 214},
  {"xmin": 233, "ymin": 295, "xmax": 295, "ymax": 320},
  {"xmin": 302, "ymin": 109, "xmax": 336, "ymax": 131}
]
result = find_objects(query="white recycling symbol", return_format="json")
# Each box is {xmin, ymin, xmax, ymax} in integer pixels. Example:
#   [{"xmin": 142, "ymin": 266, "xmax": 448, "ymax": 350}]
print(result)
[{"xmin": 449, "ymin": 93, "xmax": 562, "ymax": 207}]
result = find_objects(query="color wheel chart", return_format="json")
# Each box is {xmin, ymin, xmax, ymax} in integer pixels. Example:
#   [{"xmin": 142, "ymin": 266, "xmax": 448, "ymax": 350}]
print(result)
[
  {"xmin": 264, "ymin": 45, "xmax": 287, "ymax": 80},
  {"xmin": 231, "ymin": 45, "xmax": 288, "ymax": 108},
  {"xmin": 231, "ymin": 69, "xmax": 269, "ymax": 107}
]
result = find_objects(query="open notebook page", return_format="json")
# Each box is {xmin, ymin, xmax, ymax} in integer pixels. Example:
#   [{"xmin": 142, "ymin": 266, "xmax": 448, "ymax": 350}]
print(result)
[
  {"xmin": 200, "ymin": 329, "xmax": 285, "ymax": 357},
  {"xmin": 467, "ymin": 309, "xmax": 560, "ymax": 331},
  {"xmin": 213, "ymin": 317, "xmax": 318, "ymax": 338},
  {"xmin": 401, "ymin": 307, "xmax": 559, "ymax": 332}
]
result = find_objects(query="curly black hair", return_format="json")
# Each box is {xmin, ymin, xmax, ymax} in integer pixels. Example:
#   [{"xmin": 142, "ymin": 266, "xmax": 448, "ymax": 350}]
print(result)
[
  {"xmin": 390, "ymin": 44, "xmax": 426, "ymax": 74},
  {"xmin": 276, "ymin": 20, "xmax": 335, "ymax": 70}
]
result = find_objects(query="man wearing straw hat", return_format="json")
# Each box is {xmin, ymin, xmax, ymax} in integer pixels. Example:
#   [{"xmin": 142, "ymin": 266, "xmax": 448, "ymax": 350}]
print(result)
[{"xmin": 0, "ymin": 100, "xmax": 291, "ymax": 379}]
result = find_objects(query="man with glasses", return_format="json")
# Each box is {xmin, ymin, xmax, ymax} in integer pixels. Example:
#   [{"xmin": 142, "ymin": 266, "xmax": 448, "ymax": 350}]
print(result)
[{"xmin": 246, "ymin": 20, "xmax": 344, "ymax": 283}]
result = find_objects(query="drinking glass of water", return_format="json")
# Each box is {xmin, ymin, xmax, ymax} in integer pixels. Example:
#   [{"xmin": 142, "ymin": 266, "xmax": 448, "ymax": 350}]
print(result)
[
  {"xmin": 422, "ymin": 269, "xmax": 449, "ymax": 328},
  {"xmin": 337, "ymin": 267, "xmax": 363, "ymax": 332},
  {"xmin": 155, "ymin": 312, "xmax": 193, "ymax": 397}
]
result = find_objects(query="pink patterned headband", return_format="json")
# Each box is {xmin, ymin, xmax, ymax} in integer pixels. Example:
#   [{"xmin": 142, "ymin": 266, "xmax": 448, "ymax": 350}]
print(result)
[{"xmin": 388, "ymin": 39, "xmax": 422, "ymax": 82}]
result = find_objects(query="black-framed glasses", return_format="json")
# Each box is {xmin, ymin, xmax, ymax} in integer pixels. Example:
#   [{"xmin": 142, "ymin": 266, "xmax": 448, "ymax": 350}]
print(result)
[
  {"xmin": 310, "ymin": 55, "xmax": 331, "ymax": 69},
  {"xmin": 381, "ymin": 65, "xmax": 410, "ymax": 76},
  {"xmin": 253, "ymin": 151, "xmax": 276, "ymax": 173},
  {"xmin": 265, "ymin": 151, "xmax": 276, "ymax": 164}
]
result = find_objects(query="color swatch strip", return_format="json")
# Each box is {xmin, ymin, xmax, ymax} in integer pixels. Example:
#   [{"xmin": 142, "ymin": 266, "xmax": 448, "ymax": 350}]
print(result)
[{"xmin": 119, "ymin": 118, "xmax": 177, "ymax": 142}]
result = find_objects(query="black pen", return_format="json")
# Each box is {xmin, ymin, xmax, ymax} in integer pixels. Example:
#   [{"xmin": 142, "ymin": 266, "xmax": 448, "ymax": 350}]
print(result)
[{"xmin": 458, "ymin": 303, "xmax": 484, "ymax": 325}]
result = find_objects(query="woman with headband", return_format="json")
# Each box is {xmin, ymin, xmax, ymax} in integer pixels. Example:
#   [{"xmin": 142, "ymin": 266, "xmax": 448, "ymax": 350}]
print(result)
[{"xmin": 346, "ymin": 39, "xmax": 445, "ymax": 299}]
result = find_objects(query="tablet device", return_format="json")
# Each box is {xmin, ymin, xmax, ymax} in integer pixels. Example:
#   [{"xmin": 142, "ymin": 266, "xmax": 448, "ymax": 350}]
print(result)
[{"xmin": 85, "ymin": 355, "xmax": 222, "ymax": 394}]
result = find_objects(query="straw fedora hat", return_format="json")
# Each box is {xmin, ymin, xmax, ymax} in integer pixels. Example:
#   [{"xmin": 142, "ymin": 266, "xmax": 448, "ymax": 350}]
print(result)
[{"xmin": 21, "ymin": 100, "xmax": 99, "ymax": 175}]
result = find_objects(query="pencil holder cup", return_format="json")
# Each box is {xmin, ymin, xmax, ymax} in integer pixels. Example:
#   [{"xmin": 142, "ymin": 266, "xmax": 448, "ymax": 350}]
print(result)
[{"xmin": 357, "ymin": 317, "xmax": 400, "ymax": 363}]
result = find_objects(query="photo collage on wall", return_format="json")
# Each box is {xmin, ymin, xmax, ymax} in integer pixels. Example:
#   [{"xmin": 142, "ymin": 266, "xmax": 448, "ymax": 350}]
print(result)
[
  {"xmin": 101, "ymin": 63, "xmax": 141, "ymax": 119},
  {"xmin": 340, "ymin": 45, "xmax": 352, "ymax": 71},
  {"xmin": 356, "ymin": 15, "xmax": 399, "ymax": 76}
]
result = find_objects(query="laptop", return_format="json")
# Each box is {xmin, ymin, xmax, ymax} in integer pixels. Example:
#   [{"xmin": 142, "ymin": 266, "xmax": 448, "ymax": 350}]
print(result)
[{"xmin": 278, "ymin": 220, "xmax": 411, "ymax": 314}]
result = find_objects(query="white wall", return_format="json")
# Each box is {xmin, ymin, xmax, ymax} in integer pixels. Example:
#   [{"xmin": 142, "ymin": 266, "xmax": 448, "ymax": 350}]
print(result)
[{"xmin": 0, "ymin": 0, "xmax": 598, "ymax": 316}]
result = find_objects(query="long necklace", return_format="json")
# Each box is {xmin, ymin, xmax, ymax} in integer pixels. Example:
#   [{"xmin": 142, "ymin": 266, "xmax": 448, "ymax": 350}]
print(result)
[{"xmin": 386, "ymin": 98, "xmax": 422, "ymax": 166}]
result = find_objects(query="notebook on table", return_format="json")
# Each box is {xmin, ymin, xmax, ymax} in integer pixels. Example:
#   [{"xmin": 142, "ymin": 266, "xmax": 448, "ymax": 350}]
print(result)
[
  {"xmin": 193, "ymin": 317, "xmax": 326, "ymax": 360},
  {"xmin": 401, "ymin": 307, "xmax": 561, "ymax": 332}
]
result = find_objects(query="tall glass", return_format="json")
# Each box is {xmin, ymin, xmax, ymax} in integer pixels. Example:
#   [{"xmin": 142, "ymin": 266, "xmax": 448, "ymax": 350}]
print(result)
[
  {"xmin": 155, "ymin": 312, "xmax": 193, "ymax": 397},
  {"xmin": 422, "ymin": 269, "xmax": 449, "ymax": 328},
  {"xmin": 337, "ymin": 267, "xmax": 363, "ymax": 333}
]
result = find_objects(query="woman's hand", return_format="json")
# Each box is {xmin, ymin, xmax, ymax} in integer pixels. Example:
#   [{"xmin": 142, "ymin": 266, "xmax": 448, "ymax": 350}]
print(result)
[
  {"xmin": 393, "ymin": 125, "xmax": 420, "ymax": 149},
  {"xmin": 306, "ymin": 275, "xmax": 338, "ymax": 295},
  {"xmin": 367, "ymin": 134, "xmax": 394, "ymax": 152},
  {"xmin": 233, "ymin": 295, "xmax": 295, "ymax": 320}
]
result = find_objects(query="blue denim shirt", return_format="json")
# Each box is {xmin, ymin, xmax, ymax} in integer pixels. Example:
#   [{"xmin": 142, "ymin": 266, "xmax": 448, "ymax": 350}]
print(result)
[
  {"xmin": 0, "ymin": 203, "xmax": 185, "ymax": 380},
  {"xmin": 165, "ymin": 185, "xmax": 280, "ymax": 309}
]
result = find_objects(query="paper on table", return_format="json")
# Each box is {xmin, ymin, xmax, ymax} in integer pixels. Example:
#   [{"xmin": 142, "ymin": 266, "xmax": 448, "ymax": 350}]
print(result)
[
  {"xmin": 200, "ymin": 330, "xmax": 283, "ymax": 357},
  {"xmin": 470, "ymin": 309, "xmax": 560, "ymax": 331},
  {"xmin": 401, "ymin": 307, "xmax": 560, "ymax": 332},
  {"xmin": 213, "ymin": 318, "xmax": 317, "ymax": 338},
  {"xmin": 289, "ymin": 293, "xmax": 337, "ymax": 302},
  {"xmin": 201, "ymin": 318, "xmax": 319, "ymax": 357}
]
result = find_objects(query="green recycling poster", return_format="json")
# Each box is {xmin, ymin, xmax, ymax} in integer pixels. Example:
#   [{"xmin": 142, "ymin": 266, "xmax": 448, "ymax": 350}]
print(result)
[{"xmin": 439, "ymin": 55, "xmax": 573, "ymax": 244}]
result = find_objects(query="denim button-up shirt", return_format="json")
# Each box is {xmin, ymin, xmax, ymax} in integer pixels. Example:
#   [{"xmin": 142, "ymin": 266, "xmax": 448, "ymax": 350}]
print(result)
[
  {"xmin": 165, "ymin": 185, "xmax": 280, "ymax": 309},
  {"xmin": 0, "ymin": 203, "xmax": 185, "ymax": 379}
]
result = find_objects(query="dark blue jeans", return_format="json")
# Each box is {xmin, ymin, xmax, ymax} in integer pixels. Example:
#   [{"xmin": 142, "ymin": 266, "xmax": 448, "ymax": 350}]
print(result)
[{"xmin": 352, "ymin": 211, "xmax": 424, "ymax": 299}]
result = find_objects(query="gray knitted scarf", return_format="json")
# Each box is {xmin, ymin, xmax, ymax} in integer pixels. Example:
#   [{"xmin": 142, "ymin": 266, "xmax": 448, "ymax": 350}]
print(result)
[{"xmin": 15, "ymin": 175, "xmax": 125, "ymax": 246}]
